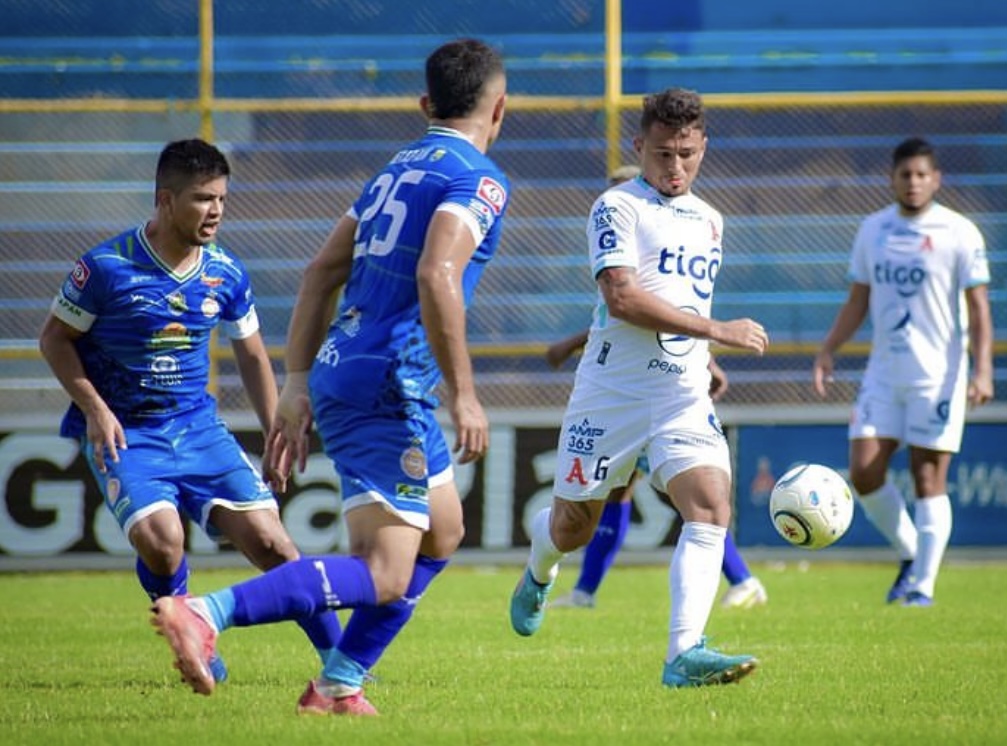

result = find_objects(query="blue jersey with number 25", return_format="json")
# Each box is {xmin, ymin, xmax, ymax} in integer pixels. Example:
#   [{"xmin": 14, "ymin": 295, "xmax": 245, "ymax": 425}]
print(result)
[{"xmin": 310, "ymin": 125, "xmax": 510, "ymax": 411}]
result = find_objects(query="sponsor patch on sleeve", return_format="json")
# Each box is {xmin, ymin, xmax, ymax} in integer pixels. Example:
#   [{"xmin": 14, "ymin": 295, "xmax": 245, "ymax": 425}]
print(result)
[
  {"xmin": 70, "ymin": 259, "xmax": 90, "ymax": 289},
  {"xmin": 476, "ymin": 176, "xmax": 507, "ymax": 215}
]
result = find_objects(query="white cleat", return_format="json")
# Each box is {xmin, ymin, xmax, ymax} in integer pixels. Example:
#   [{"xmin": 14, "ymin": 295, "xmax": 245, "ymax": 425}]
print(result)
[{"xmin": 719, "ymin": 577, "xmax": 768, "ymax": 610}]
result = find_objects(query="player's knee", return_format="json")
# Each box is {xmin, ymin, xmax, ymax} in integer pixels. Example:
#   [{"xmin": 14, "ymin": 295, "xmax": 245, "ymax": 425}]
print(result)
[
  {"xmin": 369, "ymin": 567, "xmax": 413, "ymax": 604},
  {"xmin": 551, "ymin": 508, "xmax": 596, "ymax": 552}
]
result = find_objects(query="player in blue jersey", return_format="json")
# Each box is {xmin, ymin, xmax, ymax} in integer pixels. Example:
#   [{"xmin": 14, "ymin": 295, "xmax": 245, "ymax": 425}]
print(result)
[
  {"xmin": 39, "ymin": 138, "xmax": 341, "ymax": 684},
  {"xmin": 150, "ymin": 39, "xmax": 509, "ymax": 716}
]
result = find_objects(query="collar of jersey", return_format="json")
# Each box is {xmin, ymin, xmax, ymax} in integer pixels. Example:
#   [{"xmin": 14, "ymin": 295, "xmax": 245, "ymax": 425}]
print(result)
[
  {"xmin": 426, "ymin": 125, "xmax": 475, "ymax": 144},
  {"xmin": 137, "ymin": 223, "xmax": 204, "ymax": 282}
]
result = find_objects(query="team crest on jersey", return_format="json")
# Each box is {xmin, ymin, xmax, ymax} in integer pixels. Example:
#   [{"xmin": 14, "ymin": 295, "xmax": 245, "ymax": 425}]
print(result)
[
  {"xmin": 399, "ymin": 446, "xmax": 427, "ymax": 480},
  {"xmin": 201, "ymin": 297, "xmax": 220, "ymax": 318},
  {"xmin": 476, "ymin": 177, "xmax": 506, "ymax": 214},
  {"xmin": 70, "ymin": 259, "xmax": 90, "ymax": 289},
  {"xmin": 166, "ymin": 291, "xmax": 188, "ymax": 316}
]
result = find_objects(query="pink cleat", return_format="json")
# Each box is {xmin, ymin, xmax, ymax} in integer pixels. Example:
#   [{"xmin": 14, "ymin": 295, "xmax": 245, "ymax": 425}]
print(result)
[
  {"xmin": 150, "ymin": 596, "xmax": 218, "ymax": 696},
  {"xmin": 296, "ymin": 679, "xmax": 378, "ymax": 717}
]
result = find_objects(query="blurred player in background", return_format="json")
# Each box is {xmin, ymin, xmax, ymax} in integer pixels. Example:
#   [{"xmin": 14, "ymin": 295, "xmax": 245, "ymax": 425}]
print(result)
[
  {"xmin": 813, "ymin": 137, "xmax": 993, "ymax": 607},
  {"xmin": 510, "ymin": 88, "xmax": 769, "ymax": 688},
  {"xmin": 150, "ymin": 38, "xmax": 509, "ymax": 716},
  {"xmin": 38, "ymin": 138, "xmax": 342, "ymax": 683}
]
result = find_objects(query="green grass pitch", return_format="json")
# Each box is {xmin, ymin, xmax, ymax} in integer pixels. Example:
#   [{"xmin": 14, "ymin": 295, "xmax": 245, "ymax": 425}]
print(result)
[{"xmin": 2, "ymin": 560, "xmax": 1006, "ymax": 746}]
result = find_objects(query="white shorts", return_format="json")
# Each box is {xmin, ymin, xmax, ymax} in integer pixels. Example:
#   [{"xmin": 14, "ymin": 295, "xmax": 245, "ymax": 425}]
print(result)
[
  {"xmin": 552, "ymin": 382, "xmax": 731, "ymax": 501},
  {"xmin": 849, "ymin": 369, "xmax": 968, "ymax": 453}
]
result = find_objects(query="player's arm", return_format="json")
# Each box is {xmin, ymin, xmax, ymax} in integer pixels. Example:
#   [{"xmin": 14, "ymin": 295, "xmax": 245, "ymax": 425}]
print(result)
[
  {"xmin": 545, "ymin": 329, "xmax": 589, "ymax": 369},
  {"xmin": 813, "ymin": 282, "xmax": 870, "ymax": 398},
  {"xmin": 597, "ymin": 266, "xmax": 768, "ymax": 353},
  {"xmin": 38, "ymin": 314, "xmax": 125, "ymax": 472},
  {"xmin": 418, "ymin": 209, "xmax": 486, "ymax": 463},
  {"xmin": 708, "ymin": 355, "xmax": 728, "ymax": 402},
  {"xmin": 231, "ymin": 331, "xmax": 278, "ymax": 435},
  {"xmin": 965, "ymin": 283, "xmax": 994, "ymax": 407},
  {"xmin": 266, "ymin": 215, "xmax": 356, "ymax": 476}
]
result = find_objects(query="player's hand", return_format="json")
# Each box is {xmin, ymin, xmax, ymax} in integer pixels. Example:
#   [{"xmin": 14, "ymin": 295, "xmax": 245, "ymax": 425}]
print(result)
[
  {"xmin": 448, "ymin": 391, "xmax": 489, "ymax": 464},
  {"xmin": 713, "ymin": 318, "xmax": 768, "ymax": 355},
  {"xmin": 84, "ymin": 404, "xmax": 127, "ymax": 474},
  {"xmin": 545, "ymin": 342, "xmax": 571, "ymax": 370},
  {"xmin": 812, "ymin": 350, "xmax": 835, "ymax": 399},
  {"xmin": 967, "ymin": 372, "xmax": 994, "ymax": 409},
  {"xmin": 265, "ymin": 372, "xmax": 314, "ymax": 478},
  {"xmin": 708, "ymin": 357, "xmax": 729, "ymax": 402}
]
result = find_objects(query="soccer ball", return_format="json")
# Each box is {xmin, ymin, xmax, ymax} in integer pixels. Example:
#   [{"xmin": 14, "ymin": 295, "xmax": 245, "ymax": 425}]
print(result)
[{"xmin": 769, "ymin": 463, "xmax": 854, "ymax": 550}]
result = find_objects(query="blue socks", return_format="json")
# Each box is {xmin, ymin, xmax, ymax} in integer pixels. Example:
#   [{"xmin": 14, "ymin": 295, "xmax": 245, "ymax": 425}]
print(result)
[
  {"xmin": 325, "ymin": 554, "xmax": 449, "ymax": 685},
  {"xmin": 229, "ymin": 555, "xmax": 377, "ymax": 628},
  {"xmin": 721, "ymin": 531, "xmax": 752, "ymax": 586},
  {"xmin": 136, "ymin": 556, "xmax": 188, "ymax": 601},
  {"xmin": 575, "ymin": 501, "xmax": 631, "ymax": 594}
]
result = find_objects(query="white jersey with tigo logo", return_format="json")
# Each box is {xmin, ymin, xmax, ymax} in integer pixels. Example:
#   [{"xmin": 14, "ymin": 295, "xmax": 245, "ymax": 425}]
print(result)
[
  {"xmin": 850, "ymin": 202, "xmax": 990, "ymax": 386},
  {"xmin": 578, "ymin": 177, "xmax": 723, "ymax": 399}
]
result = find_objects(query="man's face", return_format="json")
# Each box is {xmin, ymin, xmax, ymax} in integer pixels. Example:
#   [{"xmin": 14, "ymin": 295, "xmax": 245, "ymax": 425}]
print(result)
[
  {"xmin": 160, "ymin": 175, "xmax": 228, "ymax": 246},
  {"xmin": 634, "ymin": 121, "xmax": 707, "ymax": 197},
  {"xmin": 892, "ymin": 155, "xmax": 940, "ymax": 216}
]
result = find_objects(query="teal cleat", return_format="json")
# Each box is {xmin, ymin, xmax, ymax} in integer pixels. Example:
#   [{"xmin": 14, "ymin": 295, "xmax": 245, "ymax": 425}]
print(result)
[
  {"xmin": 509, "ymin": 568, "xmax": 553, "ymax": 637},
  {"xmin": 662, "ymin": 638, "xmax": 758, "ymax": 688}
]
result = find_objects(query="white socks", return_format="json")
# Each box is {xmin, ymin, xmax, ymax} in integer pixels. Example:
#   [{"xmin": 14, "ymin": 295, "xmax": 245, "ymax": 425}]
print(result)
[
  {"xmin": 667, "ymin": 522, "xmax": 726, "ymax": 662},
  {"xmin": 857, "ymin": 482, "xmax": 918, "ymax": 561},
  {"xmin": 528, "ymin": 507, "xmax": 562, "ymax": 585},
  {"xmin": 909, "ymin": 495, "xmax": 952, "ymax": 598}
]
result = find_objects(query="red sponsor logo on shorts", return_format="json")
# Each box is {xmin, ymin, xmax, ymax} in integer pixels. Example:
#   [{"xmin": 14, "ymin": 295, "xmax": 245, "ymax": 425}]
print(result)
[
  {"xmin": 70, "ymin": 259, "xmax": 90, "ymax": 289},
  {"xmin": 476, "ymin": 177, "xmax": 506, "ymax": 215}
]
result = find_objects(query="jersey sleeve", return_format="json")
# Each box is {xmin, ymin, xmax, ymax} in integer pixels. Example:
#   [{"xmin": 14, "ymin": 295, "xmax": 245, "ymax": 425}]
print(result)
[
  {"xmin": 49, "ymin": 255, "xmax": 102, "ymax": 332},
  {"xmin": 956, "ymin": 217, "xmax": 991, "ymax": 289},
  {"xmin": 218, "ymin": 254, "xmax": 261, "ymax": 340},
  {"xmin": 847, "ymin": 218, "xmax": 872, "ymax": 285},
  {"xmin": 587, "ymin": 190, "xmax": 639, "ymax": 278},
  {"xmin": 435, "ymin": 169, "xmax": 509, "ymax": 247}
]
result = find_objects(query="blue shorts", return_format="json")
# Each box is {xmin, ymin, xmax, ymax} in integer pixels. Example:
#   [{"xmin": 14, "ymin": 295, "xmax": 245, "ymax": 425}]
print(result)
[
  {"xmin": 312, "ymin": 395, "xmax": 453, "ymax": 530},
  {"xmin": 83, "ymin": 409, "xmax": 276, "ymax": 540}
]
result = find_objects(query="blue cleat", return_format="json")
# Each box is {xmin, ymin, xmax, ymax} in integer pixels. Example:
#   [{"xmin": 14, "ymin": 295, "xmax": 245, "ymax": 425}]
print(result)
[
  {"xmin": 886, "ymin": 559, "xmax": 915, "ymax": 604},
  {"xmin": 509, "ymin": 568, "xmax": 553, "ymax": 637},
  {"xmin": 662, "ymin": 638, "xmax": 758, "ymax": 688},
  {"xmin": 902, "ymin": 591, "xmax": 934, "ymax": 607},
  {"xmin": 208, "ymin": 653, "xmax": 228, "ymax": 683}
]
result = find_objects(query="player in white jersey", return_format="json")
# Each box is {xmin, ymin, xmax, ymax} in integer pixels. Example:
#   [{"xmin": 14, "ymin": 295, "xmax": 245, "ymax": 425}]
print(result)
[
  {"xmin": 814, "ymin": 137, "xmax": 994, "ymax": 606},
  {"xmin": 510, "ymin": 88, "xmax": 769, "ymax": 688}
]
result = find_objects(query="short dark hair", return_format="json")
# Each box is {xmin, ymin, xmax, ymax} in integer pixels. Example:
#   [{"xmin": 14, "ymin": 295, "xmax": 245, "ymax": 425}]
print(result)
[
  {"xmin": 155, "ymin": 139, "xmax": 230, "ymax": 194},
  {"xmin": 892, "ymin": 137, "xmax": 939, "ymax": 170},
  {"xmin": 425, "ymin": 38, "xmax": 504, "ymax": 120},
  {"xmin": 640, "ymin": 88, "xmax": 705, "ymax": 134}
]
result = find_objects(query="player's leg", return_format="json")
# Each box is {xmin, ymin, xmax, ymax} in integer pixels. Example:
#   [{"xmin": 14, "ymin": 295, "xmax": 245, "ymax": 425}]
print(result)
[
  {"xmin": 848, "ymin": 384, "xmax": 918, "ymax": 602},
  {"xmin": 511, "ymin": 392, "xmax": 643, "ymax": 635},
  {"xmin": 899, "ymin": 376, "xmax": 966, "ymax": 606},
  {"xmin": 717, "ymin": 531, "xmax": 768, "ymax": 609},
  {"xmin": 551, "ymin": 475, "xmax": 635, "ymax": 609},
  {"xmin": 212, "ymin": 506, "xmax": 343, "ymax": 661},
  {"xmin": 902, "ymin": 447, "xmax": 953, "ymax": 606},
  {"xmin": 667, "ymin": 496, "xmax": 766, "ymax": 610},
  {"xmin": 327, "ymin": 477, "xmax": 463, "ymax": 694},
  {"xmin": 511, "ymin": 496, "xmax": 607, "ymax": 635},
  {"xmin": 650, "ymin": 415, "xmax": 757, "ymax": 688},
  {"xmin": 180, "ymin": 415, "xmax": 343, "ymax": 664}
]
